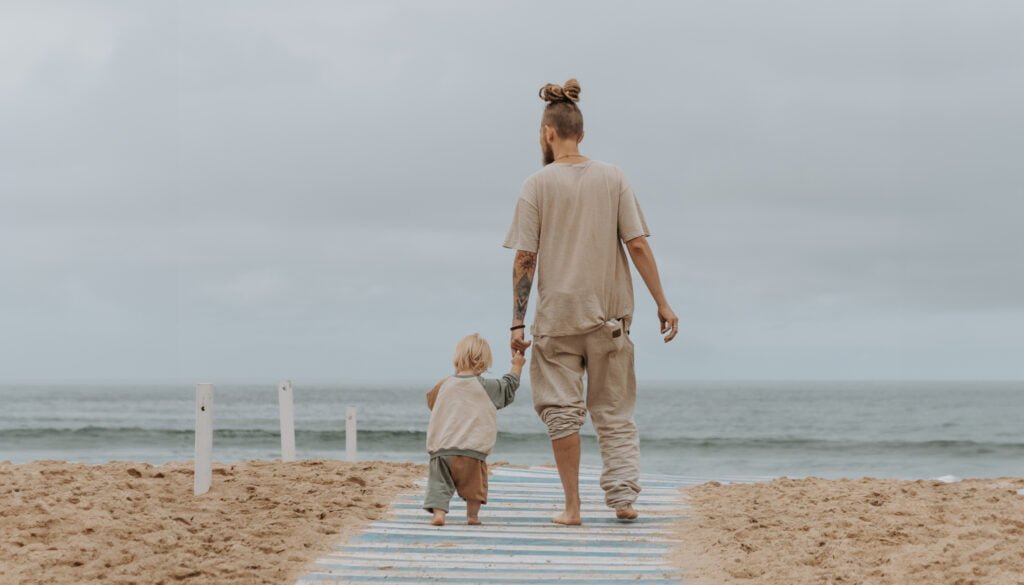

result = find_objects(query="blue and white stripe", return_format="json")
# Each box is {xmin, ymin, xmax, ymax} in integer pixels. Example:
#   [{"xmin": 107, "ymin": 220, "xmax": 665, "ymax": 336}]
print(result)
[{"xmin": 297, "ymin": 466, "xmax": 767, "ymax": 584}]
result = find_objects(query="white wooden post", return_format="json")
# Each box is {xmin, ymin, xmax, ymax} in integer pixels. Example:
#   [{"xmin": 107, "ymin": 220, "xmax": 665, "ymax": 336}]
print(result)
[
  {"xmin": 345, "ymin": 406, "xmax": 357, "ymax": 461},
  {"xmin": 278, "ymin": 380, "xmax": 296, "ymax": 462},
  {"xmin": 194, "ymin": 383, "xmax": 214, "ymax": 496}
]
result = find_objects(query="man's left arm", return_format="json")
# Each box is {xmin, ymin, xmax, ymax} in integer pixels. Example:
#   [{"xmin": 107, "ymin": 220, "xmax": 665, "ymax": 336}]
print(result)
[{"xmin": 511, "ymin": 250, "xmax": 537, "ymax": 353}]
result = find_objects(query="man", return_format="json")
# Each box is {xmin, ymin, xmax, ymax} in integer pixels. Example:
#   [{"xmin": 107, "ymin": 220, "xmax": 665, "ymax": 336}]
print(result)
[{"xmin": 503, "ymin": 78, "xmax": 679, "ymax": 525}]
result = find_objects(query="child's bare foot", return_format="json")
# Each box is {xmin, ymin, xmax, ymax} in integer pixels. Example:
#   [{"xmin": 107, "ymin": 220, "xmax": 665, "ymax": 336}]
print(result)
[
  {"xmin": 466, "ymin": 500, "xmax": 482, "ymax": 525},
  {"xmin": 551, "ymin": 511, "xmax": 582, "ymax": 526},
  {"xmin": 615, "ymin": 504, "xmax": 639, "ymax": 521},
  {"xmin": 430, "ymin": 510, "xmax": 446, "ymax": 526}
]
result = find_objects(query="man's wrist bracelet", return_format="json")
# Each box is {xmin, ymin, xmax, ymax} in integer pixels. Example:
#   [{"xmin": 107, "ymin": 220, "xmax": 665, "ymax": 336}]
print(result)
[{"xmin": 510, "ymin": 324, "xmax": 526, "ymax": 331}]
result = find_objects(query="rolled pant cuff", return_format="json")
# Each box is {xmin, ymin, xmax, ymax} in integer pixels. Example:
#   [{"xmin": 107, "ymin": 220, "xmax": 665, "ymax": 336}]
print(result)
[
  {"xmin": 606, "ymin": 495, "xmax": 638, "ymax": 509},
  {"xmin": 547, "ymin": 427, "xmax": 579, "ymax": 441},
  {"xmin": 540, "ymin": 407, "xmax": 586, "ymax": 441},
  {"xmin": 604, "ymin": 482, "xmax": 641, "ymax": 509}
]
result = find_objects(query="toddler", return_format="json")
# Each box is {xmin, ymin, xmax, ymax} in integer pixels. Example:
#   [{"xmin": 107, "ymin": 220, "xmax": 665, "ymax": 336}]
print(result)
[{"xmin": 423, "ymin": 333, "xmax": 524, "ymax": 525}]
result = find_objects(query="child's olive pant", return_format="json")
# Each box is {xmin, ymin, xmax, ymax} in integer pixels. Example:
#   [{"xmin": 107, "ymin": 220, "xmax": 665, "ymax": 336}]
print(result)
[{"xmin": 422, "ymin": 455, "xmax": 488, "ymax": 513}]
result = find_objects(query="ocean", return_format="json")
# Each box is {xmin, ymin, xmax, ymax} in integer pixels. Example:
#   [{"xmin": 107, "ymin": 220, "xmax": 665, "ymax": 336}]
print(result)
[{"xmin": 2, "ymin": 381, "xmax": 1022, "ymax": 480}]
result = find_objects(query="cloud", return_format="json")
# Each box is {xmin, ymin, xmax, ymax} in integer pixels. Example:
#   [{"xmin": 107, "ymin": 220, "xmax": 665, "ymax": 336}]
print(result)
[{"xmin": 1, "ymin": 1, "xmax": 1022, "ymax": 381}]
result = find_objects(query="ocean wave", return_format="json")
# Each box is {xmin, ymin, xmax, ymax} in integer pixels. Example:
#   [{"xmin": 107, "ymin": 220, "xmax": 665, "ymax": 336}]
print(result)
[
  {"xmin": 640, "ymin": 436, "xmax": 1024, "ymax": 455},
  {"xmin": 3, "ymin": 426, "xmax": 1024, "ymax": 456}
]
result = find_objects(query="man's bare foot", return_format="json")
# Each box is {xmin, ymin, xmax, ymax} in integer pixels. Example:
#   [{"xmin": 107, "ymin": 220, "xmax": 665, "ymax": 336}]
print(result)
[
  {"xmin": 615, "ymin": 505, "xmax": 639, "ymax": 521},
  {"xmin": 430, "ymin": 511, "xmax": 446, "ymax": 526},
  {"xmin": 467, "ymin": 516, "xmax": 482, "ymax": 525},
  {"xmin": 551, "ymin": 511, "xmax": 582, "ymax": 526}
]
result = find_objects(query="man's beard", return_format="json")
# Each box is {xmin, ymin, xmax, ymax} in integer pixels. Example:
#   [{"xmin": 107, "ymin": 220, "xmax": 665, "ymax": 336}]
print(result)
[{"xmin": 542, "ymin": 142, "xmax": 554, "ymax": 166}]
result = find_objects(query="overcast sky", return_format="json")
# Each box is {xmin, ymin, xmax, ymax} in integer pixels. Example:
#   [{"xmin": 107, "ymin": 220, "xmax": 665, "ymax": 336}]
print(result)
[{"xmin": 2, "ymin": 1, "xmax": 1022, "ymax": 383}]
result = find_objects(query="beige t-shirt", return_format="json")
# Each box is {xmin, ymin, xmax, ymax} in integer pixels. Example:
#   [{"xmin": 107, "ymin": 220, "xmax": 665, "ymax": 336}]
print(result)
[{"xmin": 503, "ymin": 160, "xmax": 650, "ymax": 337}]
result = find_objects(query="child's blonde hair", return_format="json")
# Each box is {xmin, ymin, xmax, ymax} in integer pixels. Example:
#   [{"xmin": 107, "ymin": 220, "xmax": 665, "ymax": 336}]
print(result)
[{"xmin": 452, "ymin": 333, "xmax": 493, "ymax": 374}]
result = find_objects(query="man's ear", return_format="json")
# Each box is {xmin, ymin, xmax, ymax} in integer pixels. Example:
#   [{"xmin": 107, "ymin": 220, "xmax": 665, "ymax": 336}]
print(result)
[
  {"xmin": 543, "ymin": 125, "xmax": 557, "ymax": 144},
  {"xmin": 577, "ymin": 131, "xmax": 585, "ymax": 145}
]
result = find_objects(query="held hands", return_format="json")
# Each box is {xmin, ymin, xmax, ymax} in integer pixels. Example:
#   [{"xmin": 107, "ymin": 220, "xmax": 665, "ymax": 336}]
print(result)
[
  {"xmin": 658, "ymin": 305, "xmax": 680, "ymax": 343},
  {"xmin": 511, "ymin": 327, "xmax": 532, "ymax": 354},
  {"xmin": 510, "ymin": 328, "xmax": 529, "ymax": 376}
]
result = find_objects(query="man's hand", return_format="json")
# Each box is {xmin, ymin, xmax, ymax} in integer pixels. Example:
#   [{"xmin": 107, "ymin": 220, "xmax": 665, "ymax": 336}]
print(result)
[
  {"xmin": 511, "ymin": 328, "xmax": 532, "ymax": 354},
  {"xmin": 658, "ymin": 305, "xmax": 679, "ymax": 343}
]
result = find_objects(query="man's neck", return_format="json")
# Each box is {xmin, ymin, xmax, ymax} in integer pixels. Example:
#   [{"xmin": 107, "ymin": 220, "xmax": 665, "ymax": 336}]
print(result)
[
  {"xmin": 554, "ymin": 152, "xmax": 586, "ymax": 162},
  {"xmin": 551, "ymin": 140, "xmax": 585, "ymax": 162}
]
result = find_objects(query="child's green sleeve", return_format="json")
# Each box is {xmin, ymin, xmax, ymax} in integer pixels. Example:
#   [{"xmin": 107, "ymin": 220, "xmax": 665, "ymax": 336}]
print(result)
[{"xmin": 479, "ymin": 373, "xmax": 520, "ymax": 409}]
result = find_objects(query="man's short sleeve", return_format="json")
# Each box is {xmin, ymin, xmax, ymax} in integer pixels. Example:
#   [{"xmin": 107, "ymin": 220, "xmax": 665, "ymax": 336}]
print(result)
[
  {"xmin": 618, "ymin": 171, "xmax": 651, "ymax": 242},
  {"xmin": 502, "ymin": 179, "xmax": 541, "ymax": 253}
]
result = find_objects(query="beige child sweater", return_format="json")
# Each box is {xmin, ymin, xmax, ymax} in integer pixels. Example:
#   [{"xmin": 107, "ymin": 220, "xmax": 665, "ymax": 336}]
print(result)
[{"xmin": 425, "ymin": 373, "xmax": 519, "ymax": 460}]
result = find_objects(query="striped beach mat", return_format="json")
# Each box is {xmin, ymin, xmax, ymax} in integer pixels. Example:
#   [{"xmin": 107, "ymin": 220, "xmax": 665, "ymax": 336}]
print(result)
[{"xmin": 296, "ymin": 465, "xmax": 764, "ymax": 584}]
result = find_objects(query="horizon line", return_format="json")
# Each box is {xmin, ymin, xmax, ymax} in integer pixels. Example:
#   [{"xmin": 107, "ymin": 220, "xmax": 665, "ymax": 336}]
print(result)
[{"xmin": 1, "ymin": 377, "xmax": 1022, "ymax": 386}]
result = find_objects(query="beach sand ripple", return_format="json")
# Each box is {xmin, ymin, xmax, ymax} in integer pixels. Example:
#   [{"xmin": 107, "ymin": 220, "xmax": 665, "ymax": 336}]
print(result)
[
  {"xmin": 0, "ymin": 459, "xmax": 423, "ymax": 584},
  {"xmin": 674, "ymin": 476, "xmax": 1024, "ymax": 585}
]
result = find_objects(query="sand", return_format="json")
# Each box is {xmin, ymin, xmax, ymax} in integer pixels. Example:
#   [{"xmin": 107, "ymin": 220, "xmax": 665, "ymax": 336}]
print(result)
[
  {"xmin": 674, "ymin": 476, "xmax": 1024, "ymax": 585},
  {"xmin": 0, "ymin": 459, "xmax": 424, "ymax": 585}
]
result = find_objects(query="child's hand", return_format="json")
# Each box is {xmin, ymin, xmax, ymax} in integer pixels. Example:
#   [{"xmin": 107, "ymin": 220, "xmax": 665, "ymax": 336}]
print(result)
[
  {"xmin": 512, "ymin": 350, "xmax": 526, "ymax": 368},
  {"xmin": 426, "ymin": 378, "xmax": 445, "ymax": 411}
]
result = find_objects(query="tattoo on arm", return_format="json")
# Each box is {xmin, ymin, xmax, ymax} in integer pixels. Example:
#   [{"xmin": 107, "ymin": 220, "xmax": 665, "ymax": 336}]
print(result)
[
  {"xmin": 514, "ymin": 274, "xmax": 532, "ymax": 320},
  {"xmin": 513, "ymin": 251, "xmax": 537, "ymax": 321}
]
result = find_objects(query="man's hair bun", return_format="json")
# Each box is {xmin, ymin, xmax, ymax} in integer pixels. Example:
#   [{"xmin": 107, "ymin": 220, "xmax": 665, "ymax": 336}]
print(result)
[{"xmin": 539, "ymin": 79, "xmax": 581, "ymax": 104}]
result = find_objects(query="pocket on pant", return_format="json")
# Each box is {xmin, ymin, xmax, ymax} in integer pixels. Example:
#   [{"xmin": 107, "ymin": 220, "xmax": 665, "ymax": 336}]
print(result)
[{"xmin": 603, "ymin": 319, "xmax": 626, "ymax": 354}]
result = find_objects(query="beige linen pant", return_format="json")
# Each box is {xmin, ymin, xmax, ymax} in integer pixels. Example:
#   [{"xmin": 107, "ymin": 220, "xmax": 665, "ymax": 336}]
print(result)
[{"xmin": 530, "ymin": 318, "xmax": 641, "ymax": 508}]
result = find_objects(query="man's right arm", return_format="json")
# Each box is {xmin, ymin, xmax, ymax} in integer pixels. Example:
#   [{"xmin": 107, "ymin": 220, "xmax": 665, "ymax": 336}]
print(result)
[
  {"xmin": 511, "ymin": 250, "xmax": 537, "ymax": 352},
  {"xmin": 626, "ymin": 236, "xmax": 679, "ymax": 342}
]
